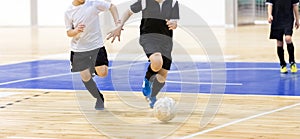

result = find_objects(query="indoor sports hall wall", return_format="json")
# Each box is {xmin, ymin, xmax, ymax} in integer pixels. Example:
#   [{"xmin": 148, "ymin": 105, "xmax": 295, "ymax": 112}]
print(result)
[
  {"xmin": 0, "ymin": 0, "xmax": 226, "ymax": 26},
  {"xmin": 0, "ymin": 0, "xmax": 278, "ymax": 27}
]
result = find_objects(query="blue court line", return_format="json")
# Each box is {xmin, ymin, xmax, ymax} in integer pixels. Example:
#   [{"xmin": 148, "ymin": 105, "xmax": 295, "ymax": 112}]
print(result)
[{"xmin": 0, "ymin": 60, "xmax": 299, "ymax": 96}]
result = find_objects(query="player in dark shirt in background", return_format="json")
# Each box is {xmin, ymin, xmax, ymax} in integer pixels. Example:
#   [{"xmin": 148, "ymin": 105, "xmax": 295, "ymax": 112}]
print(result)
[{"xmin": 266, "ymin": 0, "xmax": 299, "ymax": 73}]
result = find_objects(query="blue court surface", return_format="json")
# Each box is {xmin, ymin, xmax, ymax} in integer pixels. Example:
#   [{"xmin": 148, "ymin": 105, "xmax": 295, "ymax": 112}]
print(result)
[{"xmin": 0, "ymin": 60, "xmax": 299, "ymax": 96}]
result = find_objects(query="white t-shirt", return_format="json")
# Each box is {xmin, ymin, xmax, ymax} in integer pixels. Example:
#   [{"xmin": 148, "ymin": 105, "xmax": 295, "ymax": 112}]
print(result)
[{"xmin": 64, "ymin": 0, "xmax": 111, "ymax": 52}]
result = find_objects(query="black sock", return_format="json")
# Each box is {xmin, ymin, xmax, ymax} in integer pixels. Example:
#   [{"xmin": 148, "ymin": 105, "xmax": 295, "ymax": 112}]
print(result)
[
  {"xmin": 145, "ymin": 64, "xmax": 158, "ymax": 80},
  {"xmin": 82, "ymin": 79, "xmax": 104, "ymax": 102},
  {"xmin": 287, "ymin": 43, "xmax": 295, "ymax": 64},
  {"xmin": 277, "ymin": 46, "xmax": 286, "ymax": 66},
  {"xmin": 151, "ymin": 77, "xmax": 165, "ymax": 97}
]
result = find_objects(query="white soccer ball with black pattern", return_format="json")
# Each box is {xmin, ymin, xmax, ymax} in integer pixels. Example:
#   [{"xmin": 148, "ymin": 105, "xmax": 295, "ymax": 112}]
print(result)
[{"xmin": 153, "ymin": 97, "xmax": 176, "ymax": 122}]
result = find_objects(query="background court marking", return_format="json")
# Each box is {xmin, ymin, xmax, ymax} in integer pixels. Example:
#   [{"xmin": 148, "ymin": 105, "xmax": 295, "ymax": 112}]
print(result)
[{"xmin": 182, "ymin": 101, "xmax": 300, "ymax": 139}]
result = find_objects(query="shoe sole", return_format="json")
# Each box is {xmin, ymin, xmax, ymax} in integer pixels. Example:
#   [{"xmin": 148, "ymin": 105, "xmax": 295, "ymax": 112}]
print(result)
[{"xmin": 95, "ymin": 108, "xmax": 105, "ymax": 110}]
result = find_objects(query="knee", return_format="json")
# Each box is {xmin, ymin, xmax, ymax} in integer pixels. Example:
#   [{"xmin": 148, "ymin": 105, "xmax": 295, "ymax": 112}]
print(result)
[
  {"xmin": 151, "ymin": 63, "xmax": 162, "ymax": 72},
  {"xmin": 80, "ymin": 70, "xmax": 92, "ymax": 82},
  {"xmin": 285, "ymin": 36, "xmax": 292, "ymax": 44},
  {"xmin": 156, "ymin": 74, "xmax": 167, "ymax": 82},
  {"xmin": 96, "ymin": 66, "xmax": 108, "ymax": 77},
  {"xmin": 97, "ymin": 71, "xmax": 108, "ymax": 77},
  {"xmin": 277, "ymin": 40, "xmax": 283, "ymax": 46},
  {"xmin": 149, "ymin": 53, "xmax": 163, "ymax": 72}
]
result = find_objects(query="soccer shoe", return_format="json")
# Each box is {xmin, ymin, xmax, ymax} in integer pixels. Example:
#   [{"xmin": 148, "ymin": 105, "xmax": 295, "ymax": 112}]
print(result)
[
  {"xmin": 95, "ymin": 98, "xmax": 104, "ymax": 110},
  {"xmin": 149, "ymin": 96, "xmax": 157, "ymax": 109},
  {"xmin": 280, "ymin": 65, "xmax": 288, "ymax": 74},
  {"xmin": 290, "ymin": 63, "xmax": 298, "ymax": 73},
  {"xmin": 142, "ymin": 78, "xmax": 152, "ymax": 98}
]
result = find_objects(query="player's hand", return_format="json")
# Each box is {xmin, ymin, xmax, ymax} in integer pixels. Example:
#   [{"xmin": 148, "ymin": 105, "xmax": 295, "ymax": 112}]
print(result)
[
  {"xmin": 268, "ymin": 15, "xmax": 273, "ymax": 24},
  {"xmin": 106, "ymin": 25, "xmax": 123, "ymax": 43},
  {"xmin": 295, "ymin": 20, "xmax": 299, "ymax": 29},
  {"xmin": 75, "ymin": 23, "xmax": 85, "ymax": 33},
  {"xmin": 166, "ymin": 19, "xmax": 177, "ymax": 30}
]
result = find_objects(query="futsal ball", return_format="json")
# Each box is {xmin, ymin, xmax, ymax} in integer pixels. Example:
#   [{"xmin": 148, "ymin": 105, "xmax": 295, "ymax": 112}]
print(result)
[{"xmin": 153, "ymin": 97, "xmax": 176, "ymax": 122}]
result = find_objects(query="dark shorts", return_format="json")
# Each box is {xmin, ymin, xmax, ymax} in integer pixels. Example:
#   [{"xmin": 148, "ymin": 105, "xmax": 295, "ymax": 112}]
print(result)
[
  {"xmin": 139, "ymin": 34, "xmax": 173, "ymax": 70},
  {"xmin": 70, "ymin": 47, "xmax": 108, "ymax": 72},
  {"xmin": 145, "ymin": 53, "xmax": 172, "ymax": 70},
  {"xmin": 270, "ymin": 26, "xmax": 293, "ymax": 41}
]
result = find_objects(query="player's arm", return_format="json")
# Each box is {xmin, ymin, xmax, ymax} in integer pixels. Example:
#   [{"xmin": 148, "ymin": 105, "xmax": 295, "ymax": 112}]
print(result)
[
  {"xmin": 113, "ymin": 9, "xmax": 134, "ymax": 31},
  {"xmin": 266, "ymin": 0, "xmax": 273, "ymax": 23},
  {"xmin": 64, "ymin": 12, "xmax": 85, "ymax": 37},
  {"xmin": 266, "ymin": 2, "xmax": 273, "ymax": 23},
  {"xmin": 106, "ymin": 0, "xmax": 141, "ymax": 43},
  {"xmin": 106, "ymin": 9, "xmax": 134, "ymax": 43},
  {"xmin": 166, "ymin": 19, "xmax": 178, "ymax": 30},
  {"xmin": 293, "ymin": 3, "xmax": 299, "ymax": 29},
  {"xmin": 119, "ymin": 9, "xmax": 134, "ymax": 27},
  {"xmin": 166, "ymin": 0, "xmax": 179, "ymax": 30},
  {"xmin": 66, "ymin": 24, "xmax": 85, "ymax": 37},
  {"xmin": 109, "ymin": 4, "xmax": 121, "ymax": 26}
]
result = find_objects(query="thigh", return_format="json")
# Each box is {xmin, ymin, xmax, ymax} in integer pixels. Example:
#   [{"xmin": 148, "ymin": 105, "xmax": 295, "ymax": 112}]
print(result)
[
  {"xmin": 140, "ymin": 34, "xmax": 173, "ymax": 67},
  {"xmin": 284, "ymin": 26, "xmax": 293, "ymax": 36},
  {"xmin": 140, "ymin": 37, "xmax": 161, "ymax": 56},
  {"xmin": 139, "ymin": 34, "xmax": 173, "ymax": 58},
  {"xmin": 270, "ymin": 29, "xmax": 284, "ymax": 41},
  {"xmin": 94, "ymin": 47, "xmax": 109, "ymax": 77},
  {"xmin": 70, "ymin": 50, "xmax": 95, "ymax": 72},
  {"xmin": 94, "ymin": 47, "xmax": 109, "ymax": 67},
  {"xmin": 162, "ymin": 55, "xmax": 172, "ymax": 70}
]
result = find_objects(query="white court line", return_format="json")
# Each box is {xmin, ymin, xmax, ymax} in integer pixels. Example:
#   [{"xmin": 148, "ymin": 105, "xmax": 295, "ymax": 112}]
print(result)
[
  {"xmin": 166, "ymin": 80, "xmax": 242, "ymax": 86},
  {"xmin": 0, "ymin": 73, "xmax": 74, "ymax": 86},
  {"xmin": 168, "ymin": 67, "xmax": 279, "ymax": 74},
  {"xmin": 181, "ymin": 102, "xmax": 300, "ymax": 139},
  {"xmin": 0, "ymin": 92, "xmax": 22, "ymax": 98},
  {"xmin": 0, "ymin": 59, "xmax": 39, "ymax": 66},
  {"xmin": 0, "ymin": 61, "xmax": 146, "ymax": 86}
]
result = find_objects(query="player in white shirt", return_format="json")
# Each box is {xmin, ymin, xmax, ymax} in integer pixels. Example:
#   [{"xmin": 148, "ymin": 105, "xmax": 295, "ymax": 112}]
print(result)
[{"xmin": 64, "ymin": 0, "xmax": 120, "ymax": 110}]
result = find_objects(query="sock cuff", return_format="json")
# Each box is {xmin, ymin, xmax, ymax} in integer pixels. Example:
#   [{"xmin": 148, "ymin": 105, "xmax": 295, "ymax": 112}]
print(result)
[
  {"xmin": 145, "ymin": 65, "xmax": 158, "ymax": 80},
  {"xmin": 82, "ymin": 79, "xmax": 102, "ymax": 99},
  {"xmin": 151, "ymin": 77, "xmax": 166, "ymax": 97}
]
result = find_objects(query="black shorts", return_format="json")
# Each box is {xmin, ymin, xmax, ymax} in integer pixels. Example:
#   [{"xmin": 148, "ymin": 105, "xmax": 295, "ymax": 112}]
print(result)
[
  {"xmin": 139, "ymin": 34, "xmax": 173, "ymax": 70},
  {"xmin": 70, "ymin": 47, "xmax": 108, "ymax": 72},
  {"xmin": 270, "ymin": 26, "xmax": 293, "ymax": 41}
]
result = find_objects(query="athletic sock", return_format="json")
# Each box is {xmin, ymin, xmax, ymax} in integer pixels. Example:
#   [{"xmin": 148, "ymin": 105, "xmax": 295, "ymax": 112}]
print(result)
[
  {"xmin": 82, "ymin": 79, "xmax": 104, "ymax": 102},
  {"xmin": 151, "ymin": 77, "xmax": 165, "ymax": 97},
  {"xmin": 145, "ymin": 64, "xmax": 158, "ymax": 80},
  {"xmin": 287, "ymin": 43, "xmax": 295, "ymax": 64},
  {"xmin": 277, "ymin": 46, "xmax": 286, "ymax": 66}
]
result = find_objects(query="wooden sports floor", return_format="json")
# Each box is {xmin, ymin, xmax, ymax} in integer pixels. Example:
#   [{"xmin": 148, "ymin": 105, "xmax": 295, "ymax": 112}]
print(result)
[{"xmin": 0, "ymin": 25, "xmax": 300, "ymax": 139}]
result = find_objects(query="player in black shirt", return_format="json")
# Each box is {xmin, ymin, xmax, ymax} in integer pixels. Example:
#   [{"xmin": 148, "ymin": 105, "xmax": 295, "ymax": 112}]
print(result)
[
  {"xmin": 266, "ymin": 0, "xmax": 299, "ymax": 73},
  {"xmin": 107, "ymin": 0, "xmax": 179, "ymax": 108}
]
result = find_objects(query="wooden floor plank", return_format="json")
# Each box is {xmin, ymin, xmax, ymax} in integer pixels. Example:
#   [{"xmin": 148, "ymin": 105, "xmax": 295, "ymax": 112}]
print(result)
[{"xmin": 0, "ymin": 89, "xmax": 299, "ymax": 138}]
